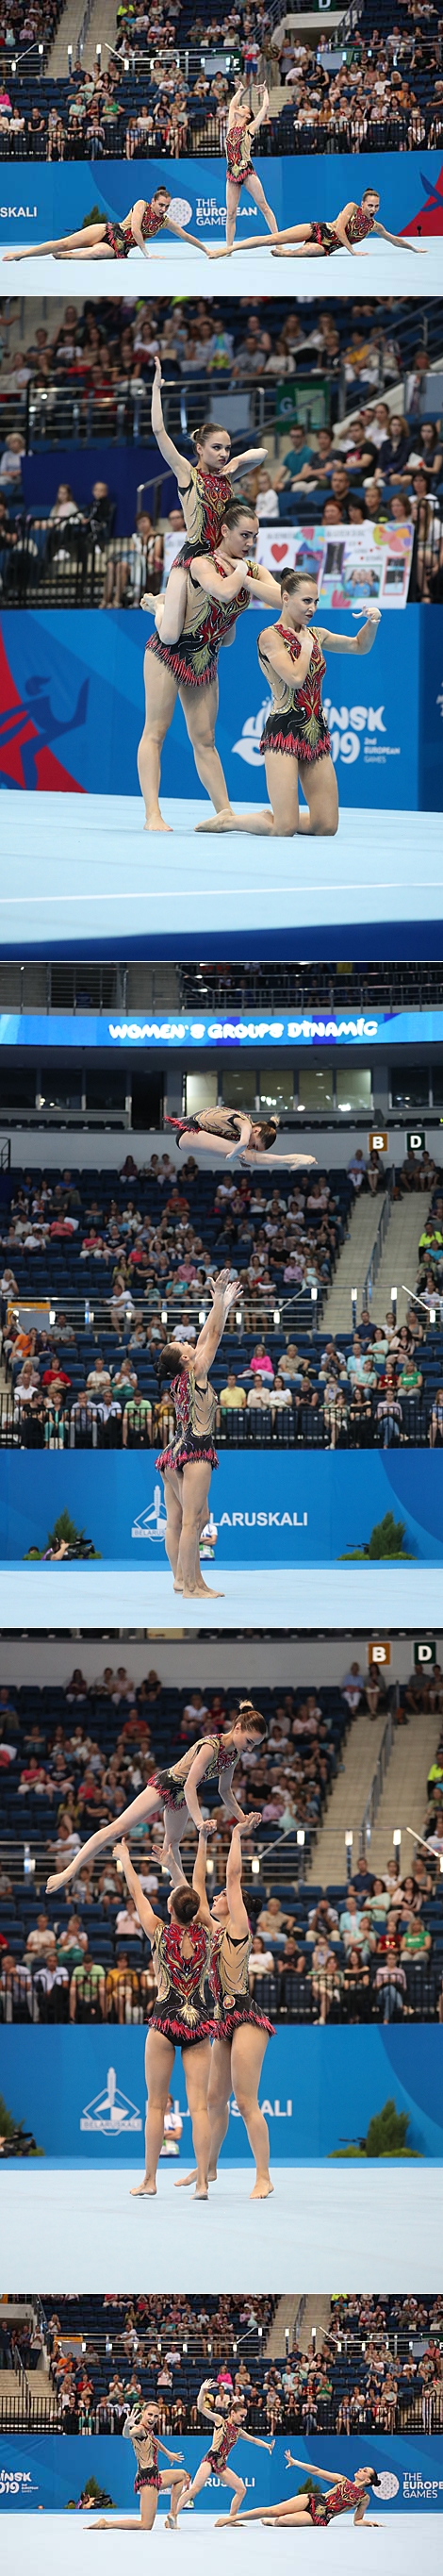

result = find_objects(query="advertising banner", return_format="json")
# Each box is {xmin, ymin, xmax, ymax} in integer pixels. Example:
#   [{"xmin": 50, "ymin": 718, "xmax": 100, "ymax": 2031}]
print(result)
[
  {"xmin": 1, "ymin": 2432, "xmax": 443, "ymax": 2512},
  {"xmin": 2, "ymin": 1450, "xmax": 443, "ymax": 1568},
  {"xmin": 1, "ymin": 2026, "xmax": 443, "ymax": 2161},
  {"xmin": 1, "ymin": 151, "xmax": 443, "ymax": 242},
  {"xmin": 0, "ymin": 607, "xmax": 421, "ymax": 810},
  {"xmin": 0, "ymin": 1007, "xmax": 442, "ymax": 1049},
  {"xmin": 255, "ymin": 524, "xmax": 414, "ymax": 611}
]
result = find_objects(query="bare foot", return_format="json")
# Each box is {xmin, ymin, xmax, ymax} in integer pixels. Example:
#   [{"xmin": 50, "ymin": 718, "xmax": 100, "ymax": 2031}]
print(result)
[
  {"xmin": 193, "ymin": 2182, "xmax": 208, "ymax": 2199},
  {"xmin": 251, "ymin": 2176, "xmax": 273, "ymax": 2200},
  {"xmin": 143, "ymin": 812, "xmax": 172, "ymax": 833},
  {"xmin": 130, "ymin": 2178, "xmax": 156, "ymax": 2196},
  {"xmin": 195, "ymin": 806, "xmax": 238, "ymax": 832},
  {"xmin": 174, "ymin": 2166, "xmax": 217, "ymax": 2188},
  {"xmin": 172, "ymin": 1577, "xmax": 184, "ymax": 1592}
]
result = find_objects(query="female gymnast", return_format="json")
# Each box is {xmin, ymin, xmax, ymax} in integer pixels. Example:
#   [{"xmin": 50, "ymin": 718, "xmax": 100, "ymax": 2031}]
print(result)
[
  {"xmin": 166, "ymin": 1104, "xmax": 316, "ymax": 1172},
  {"xmin": 145, "ymin": 355, "xmax": 268, "ymax": 652},
  {"xmin": 155, "ymin": 1265, "xmax": 243, "ymax": 1596},
  {"xmin": 112, "ymin": 1840, "xmax": 218, "ymax": 2198},
  {"xmin": 205, "ymin": 570, "xmax": 380, "ymax": 837},
  {"xmin": 233, "ymin": 183, "xmax": 427, "ymax": 259},
  {"xmin": 224, "ymin": 83, "xmax": 278, "ymax": 249},
  {"xmin": 4, "ymin": 190, "xmax": 210, "ymax": 264},
  {"xmin": 175, "ymin": 1818, "xmax": 274, "ymax": 2199},
  {"xmin": 89, "ymin": 2403, "xmax": 188, "ymax": 2529},
  {"xmin": 219, "ymin": 2456, "xmax": 383, "ymax": 2527},
  {"xmin": 173, "ymin": 2385, "xmax": 274, "ymax": 2522},
  {"xmin": 45, "ymin": 1695, "xmax": 267, "ymax": 1895},
  {"xmin": 137, "ymin": 500, "xmax": 281, "ymax": 830}
]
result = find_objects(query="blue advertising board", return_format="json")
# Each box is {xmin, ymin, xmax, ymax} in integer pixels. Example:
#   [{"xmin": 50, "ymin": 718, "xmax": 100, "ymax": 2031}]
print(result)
[
  {"xmin": 1, "ymin": 2026, "xmax": 443, "ymax": 2161},
  {"xmin": 2, "ymin": 1450, "xmax": 443, "ymax": 1569},
  {"xmin": 0, "ymin": 1007, "xmax": 442, "ymax": 1049},
  {"xmin": 0, "ymin": 607, "xmax": 423, "ymax": 810},
  {"xmin": 0, "ymin": 150, "xmax": 442, "ymax": 242},
  {"xmin": 1, "ymin": 2432, "xmax": 443, "ymax": 2512}
]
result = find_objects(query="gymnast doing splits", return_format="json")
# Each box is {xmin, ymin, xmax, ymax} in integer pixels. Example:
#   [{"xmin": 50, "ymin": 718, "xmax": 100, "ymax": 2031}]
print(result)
[
  {"xmin": 166, "ymin": 1102, "xmax": 316, "ymax": 1172},
  {"xmin": 233, "ymin": 182, "xmax": 427, "ymax": 260},
  {"xmin": 174, "ymin": 1816, "xmax": 274, "ymax": 2200},
  {"xmin": 45, "ymin": 1688, "xmax": 267, "ymax": 1895},
  {"xmin": 219, "ymin": 2455, "xmax": 383, "ymax": 2528},
  {"xmin": 204, "ymin": 570, "xmax": 381, "ymax": 838},
  {"xmin": 4, "ymin": 190, "xmax": 212, "ymax": 264},
  {"xmin": 145, "ymin": 355, "xmax": 268, "ymax": 655},
  {"xmin": 88, "ymin": 2403, "xmax": 188, "ymax": 2530},
  {"xmin": 172, "ymin": 2384, "xmax": 274, "ymax": 2524},
  {"xmin": 137, "ymin": 503, "xmax": 282, "ymax": 832}
]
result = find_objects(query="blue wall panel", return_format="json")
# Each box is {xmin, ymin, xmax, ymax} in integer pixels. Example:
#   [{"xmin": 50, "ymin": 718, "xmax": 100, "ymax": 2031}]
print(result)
[
  {"xmin": 0, "ymin": 151, "xmax": 442, "ymax": 241},
  {"xmin": 1, "ymin": 2027, "xmax": 443, "ymax": 2160},
  {"xmin": 1, "ymin": 2432, "xmax": 443, "ymax": 2511},
  {"xmin": 2, "ymin": 1449, "xmax": 443, "ymax": 1567}
]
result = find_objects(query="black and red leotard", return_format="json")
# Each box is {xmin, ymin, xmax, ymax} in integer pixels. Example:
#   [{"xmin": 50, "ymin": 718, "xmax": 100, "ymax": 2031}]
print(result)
[
  {"xmin": 308, "ymin": 205, "xmax": 375, "ymax": 256},
  {"xmin": 105, "ymin": 201, "xmax": 168, "ymax": 258},
  {"xmin": 226, "ymin": 120, "xmax": 254, "ymax": 187},
  {"xmin": 149, "ymin": 1917, "xmax": 217, "ymax": 2047},
  {"xmin": 258, "ymin": 623, "xmax": 331, "ymax": 765},
  {"xmin": 146, "ymin": 557, "xmax": 256, "ymax": 691},
  {"xmin": 308, "ymin": 2479, "xmax": 366, "ymax": 2525}
]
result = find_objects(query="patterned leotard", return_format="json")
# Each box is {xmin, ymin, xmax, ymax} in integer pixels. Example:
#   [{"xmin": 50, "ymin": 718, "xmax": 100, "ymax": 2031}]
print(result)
[
  {"xmin": 226, "ymin": 119, "xmax": 254, "ymax": 186},
  {"xmin": 149, "ymin": 1917, "xmax": 217, "ymax": 2047},
  {"xmin": 309, "ymin": 206, "xmax": 374, "ymax": 257},
  {"xmin": 156, "ymin": 1365, "xmax": 218, "ymax": 1471},
  {"xmin": 205, "ymin": 2409, "xmax": 241, "ymax": 2472},
  {"xmin": 174, "ymin": 464, "xmax": 234, "ymax": 574},
  {"xmin": 105, "ymin": 201, "xmax": 168, "ymax": 258},
  {"xmin": 150, "ymin": 1732, "xmax": 237, "ymax": 1813},
  {"xmin": 210, "ymin": 1923, "xmax": 274, "ymax": 2040},
  {"xmin": 146, "ymin": 557, "xmax": 258, "ymax": 691},
  {"xmin": 308, "ymin": 2479, "xmax": 365, "ymax": 2526},
  {"xmin": 258, "ymin": 622, "xmax": 331, "ymax": 766},
  {"xmin": 123, "ymin": 2417, "xmax": 161, "ymax": 2493}
]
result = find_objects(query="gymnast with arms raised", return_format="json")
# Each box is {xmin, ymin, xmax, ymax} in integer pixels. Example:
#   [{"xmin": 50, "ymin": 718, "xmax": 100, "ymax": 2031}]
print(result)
[
  {"xmin": 145, "ymin": 356, "xmax": 268, "ymax": 654},
  {"xmin": 88, "ymin": 2403, "xmax": 188, "ymax": 2530},
  {"xmin": 172, "ymin": 2384, "xmax": 274, "ymax": 2523},
  {"xmin": 173, "ymin": 1813, "xmax": 274, "ymax": 2199},
  {"xmin": 218, "ymin": 2455, "xmax": 383, "ymax": 2527}
]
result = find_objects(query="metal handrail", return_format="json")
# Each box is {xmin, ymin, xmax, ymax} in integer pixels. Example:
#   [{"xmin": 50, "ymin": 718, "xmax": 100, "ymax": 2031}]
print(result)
[
  {"xmin": 359, "ymin": 1708, "xmax": 395, "ymax": 1856},
  {"xmin": 362, "ymin": 1187, "xmax": 393, "ymax": 1314}
]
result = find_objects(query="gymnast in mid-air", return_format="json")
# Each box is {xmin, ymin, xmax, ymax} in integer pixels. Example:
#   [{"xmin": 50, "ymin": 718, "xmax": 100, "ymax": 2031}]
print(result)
[
  {"xmin": 45, "ymin": 1692, "xmax": 267, "ymax": 1894},
  {"xmin": 166, "ymin": 1102, "xmax": 316, "ymax": 1170}
]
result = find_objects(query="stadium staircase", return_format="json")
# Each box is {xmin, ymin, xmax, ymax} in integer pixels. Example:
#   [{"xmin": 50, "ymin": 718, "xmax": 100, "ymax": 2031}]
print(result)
[
  {"xmin": 367, "ymin": 1715, "xmax": 440, "ymax": 1879},
  {"xmin": 298, "ymin": 2298, "xmax": 332, "ymax": 2355},
  {"xmin": 81, "ymin": 0, "xmax": 123, "ymax": 75},
  {"xmin": 47, "ymin": 2, "xmax": 88, "ymax": 75},
  {"xmin": 265, "ymin": 2297, "xmax": 301, "ymax": 2357},
  {"xmin": 304, "ymin": 1706, "xmax": 388, "ymax": 1886},
  {"xmin": 373, "ymin": 1192, "xmax": 433, "ymax": 1328},
  {"xmin": 320, "ymin": 1191, "xmax": 390, "ymax": 1334}
]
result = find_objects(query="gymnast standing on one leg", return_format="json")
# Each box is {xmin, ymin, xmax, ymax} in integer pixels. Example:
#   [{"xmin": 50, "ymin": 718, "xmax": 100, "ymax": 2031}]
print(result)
[
  {"xmin": 137, "ymin": 502, "xmax": 281, "ymax": 831},
  {"xmin": 174, "ymin": 1818, "xmax": 274, "ymax": 2199},
  {"xmin": 205, "ymin": 571, "xmax": 380, "ymax": 837},
  {"xmin": 143, "ymin": 355, "xmax": 267, "ymax": 653},
  {"xmin": 173, "ymin": 2385, "xmax": 274, "ymax": 2523},
  {"xmin": 4, "ymin": 191, "xmax": 212, "ymax": 263},
  {"xmin": 218, "ymin": 2458, "xmax": 383, "ymax": 2527},
  {"xmin": 235, "ymin": 183, "xmax": 427, "ymax": 259},
  {"xmin": 111, "ymin": 1839, "xmax": 217, "ymax": 2200},
  {"xmin": 88, "ymin": 2403, "xmax": 188, "ymax": 2530},
  {"xmin": 45, "ymin": 1700, "xmax": 267, "ymax": 1895}
]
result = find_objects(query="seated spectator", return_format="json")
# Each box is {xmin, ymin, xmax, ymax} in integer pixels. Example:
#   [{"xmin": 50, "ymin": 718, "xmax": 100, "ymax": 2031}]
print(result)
[{"xmin": 219, "ymin": 1371, "xmax": 247, "ymax": 1412}]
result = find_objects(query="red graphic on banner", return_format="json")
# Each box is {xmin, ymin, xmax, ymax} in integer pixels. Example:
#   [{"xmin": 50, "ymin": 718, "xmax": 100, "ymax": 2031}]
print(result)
[
  {"xmin": 402, "ymin": 163, "xmax": 443, "ymax": 235},
  {"xmin": 0, "ymin": 625, "xmax": 87, "ymax": 791}
]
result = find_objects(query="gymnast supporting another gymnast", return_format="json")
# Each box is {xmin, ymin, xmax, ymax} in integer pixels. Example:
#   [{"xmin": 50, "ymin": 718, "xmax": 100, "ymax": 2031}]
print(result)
[
  {"xmin": 204, "ymin": 570, "xmax": 381, "ymax": 838},
  {"xmin": 138, "ymin": 502, "xmax": 281, "ymax": 831},
  {"xmin": 174, "ymin": 1816, "xmax": 274, "ymax": 2199},
  {"xmin": 3, "ymin": 191, "xmax": 212, "ymax": 264},
  {"xmin": 45, "ymin": 1691, "xmax": 268, "ymax": 1894},
  {"xmin": 146, "ymin": 355, "xmax": 268, "ymax": 653},
  {"xmin": 166, "ymin": 1105, "xmax": 317, "ymax": 1172},
  {"xmin": 218, "ymin": 2456, "xmax": 383, "ymax": 2527},
  {"xmin": 88, "ymin": 2403, "xmax": 188, "ymax": 2530},
  {"xmin": 172, "ymin": 2384, "xmax": 274, "ymax": 2523}
]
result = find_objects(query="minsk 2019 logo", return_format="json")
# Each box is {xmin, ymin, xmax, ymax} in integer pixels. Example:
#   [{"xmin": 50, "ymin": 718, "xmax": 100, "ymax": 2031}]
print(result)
[{"xmin": 131, "ymin": 1481, "xmax": 168, "ymax": 1543}]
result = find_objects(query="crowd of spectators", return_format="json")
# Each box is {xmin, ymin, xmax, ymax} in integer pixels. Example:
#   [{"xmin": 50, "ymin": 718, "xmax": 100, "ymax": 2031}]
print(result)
[
  {"xmin": 1, "ymin": 294, "xmax": 442, "ymax": 607},
  {"xmin": 179, "ymin": 959, "xmax": 443, "ymax": 1011},
  {"xmin": 3, "ymin": 2291, "xmax": 443, "ymax": 2435},
  {"xmin": 0, "ymin": 0, "xmax": 442, "ymax": 156},
  {"xmin": 1, "ymin": 1659, "xmax": 443, "ymax": 2026},
  {"xmin": 1, "ymin": 1150, "xmax": 443, "ymax": 1449}
]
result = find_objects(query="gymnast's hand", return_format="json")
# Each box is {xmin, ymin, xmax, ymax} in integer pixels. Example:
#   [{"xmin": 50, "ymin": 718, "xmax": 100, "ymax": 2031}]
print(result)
[
  {"xmin": 153, "ymin": 353, "xmax": 164, "ymax": 386},
  {"xmin": 113, "ymin": 1837, "xmax": 129, "ymax": 1863},
  {"xmin": 239, "ymin": 1810, "xmax": 262, "ymax": 1830}
]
